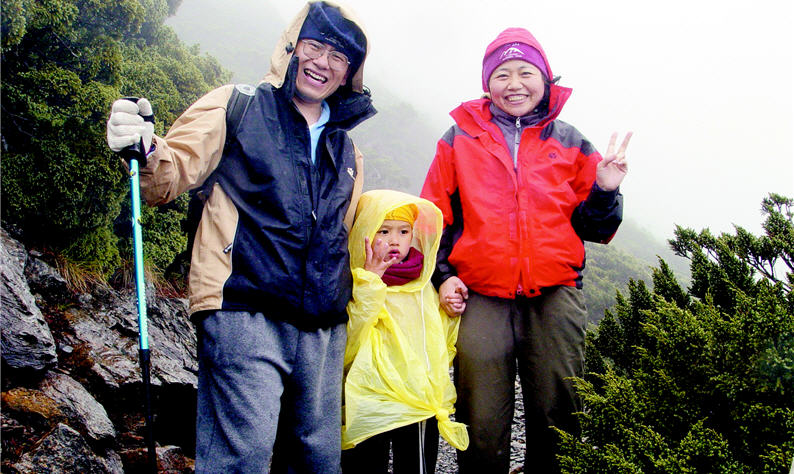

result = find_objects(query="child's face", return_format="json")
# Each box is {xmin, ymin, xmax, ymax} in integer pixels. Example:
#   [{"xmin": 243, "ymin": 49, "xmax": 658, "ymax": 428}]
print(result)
[
  {"xmin": 375, "ymin": 219, "xmax": 413, "ymax": 262},
  {"xmin": 488, "ymin": 59, "xmax": 545, "ymax": 117}
]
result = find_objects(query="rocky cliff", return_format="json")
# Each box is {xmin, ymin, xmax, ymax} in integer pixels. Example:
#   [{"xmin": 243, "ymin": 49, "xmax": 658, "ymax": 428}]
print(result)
[{"xmin": 1, "ymin": 228, "xmax": 198, "ymax": 473}]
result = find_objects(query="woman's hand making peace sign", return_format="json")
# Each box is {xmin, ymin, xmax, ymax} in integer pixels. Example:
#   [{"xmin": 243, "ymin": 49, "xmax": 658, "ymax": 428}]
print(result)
[{"xmin": 596, "ymin": 132, "xmax": 633, "ymax": 192}]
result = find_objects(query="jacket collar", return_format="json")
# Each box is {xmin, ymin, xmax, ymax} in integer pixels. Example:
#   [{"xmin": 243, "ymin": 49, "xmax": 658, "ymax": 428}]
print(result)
[
  {"xmin": 326, "ymin": 86, "xmax": 377, "ymax": 131},
  {"xmin": 453, "ymin": 82, "xmax": 572, "ymax": 136},
  {"xmin": 276, "ymin": 57, "xmax": 376, "ymax": 132},
  {"xmin": 273, "ymin": 69, "xmax": 376, "ymax": 133}
]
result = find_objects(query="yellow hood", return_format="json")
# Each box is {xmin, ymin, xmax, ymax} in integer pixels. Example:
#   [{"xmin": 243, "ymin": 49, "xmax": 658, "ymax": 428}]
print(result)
[{"xmin": 348, "ymin": 189, "xmax": 442, "ymax": 290}]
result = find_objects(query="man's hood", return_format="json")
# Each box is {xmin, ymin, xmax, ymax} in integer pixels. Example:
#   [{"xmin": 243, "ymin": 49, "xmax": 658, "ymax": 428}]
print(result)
[{"xmin": 262, "ymin": 0, "xmax": 370, "ymax": 94}]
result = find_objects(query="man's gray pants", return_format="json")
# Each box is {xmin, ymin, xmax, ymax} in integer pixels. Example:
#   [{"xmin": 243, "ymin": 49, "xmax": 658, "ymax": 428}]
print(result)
[
  {"xmin": 195, "ymin": 310, "xmax": 346, "ymax": 473},
  {"xmin": 454, "ymin": 286, "xmax": 587, "ymax": 474}
]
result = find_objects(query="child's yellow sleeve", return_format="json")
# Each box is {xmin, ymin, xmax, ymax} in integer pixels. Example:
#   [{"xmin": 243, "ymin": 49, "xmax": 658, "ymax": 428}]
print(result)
[{"xmin": 345, "ymin": 267, "xmax": 387, "ymax": 368}]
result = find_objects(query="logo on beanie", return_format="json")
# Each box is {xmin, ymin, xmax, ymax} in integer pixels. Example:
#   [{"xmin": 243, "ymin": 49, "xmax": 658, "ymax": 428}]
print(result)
[
  {"xmin": 500, "ymin": 45, "xmax": 525, "ymax": 62},
  {"xmin": 320, "ymin": 33, "xmax": 344, "ymax": 52}
]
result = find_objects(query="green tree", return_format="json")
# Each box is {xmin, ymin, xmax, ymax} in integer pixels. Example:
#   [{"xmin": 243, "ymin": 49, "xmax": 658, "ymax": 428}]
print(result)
[
  {"xmin": 582, "ymin": 241, "xmax": 654, "ymax": 326},
  {"xmin": 1, "ymin": 0, "xmax": 229, "ymax": 274},
  {"xmin": 559, "ymin": 194, "xmax": 794, "ymax": 473}
]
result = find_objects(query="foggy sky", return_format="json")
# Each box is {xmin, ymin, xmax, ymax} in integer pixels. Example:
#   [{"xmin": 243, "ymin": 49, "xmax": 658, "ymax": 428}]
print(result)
[{"xmin": 270, "ymin": 0, "xmax": 792, "ymax": 239}]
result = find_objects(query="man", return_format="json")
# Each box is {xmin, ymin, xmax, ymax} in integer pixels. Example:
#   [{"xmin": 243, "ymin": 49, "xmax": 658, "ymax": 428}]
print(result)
[{"xmin": 106, "ymin": 2, "xmax": 375, "ymax": 471}]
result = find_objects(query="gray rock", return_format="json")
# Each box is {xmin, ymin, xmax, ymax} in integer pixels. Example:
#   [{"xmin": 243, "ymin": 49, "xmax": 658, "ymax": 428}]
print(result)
[
  {"xmin": 38, "ymin": 371, "xmax": 116, "ymax": 445},
  {"xmin": 1, "ymin": 387, "xmax": 67, "ymax": 432},
  {"xmin": 60, "ymin": 290, "xmax": 197, "ymax": 390},
  {"xmin": 1, "ymin": 231, "xmax": 57, "ymax": 371},
  {"xmin": 12, "ymin": 423, "xmax": 123, "ymax": 473},
  {"xmin": 1, "ymin": 227, "xmax": 199, "ymax": 470},
  {"xmin": 157, "ymin": 444, "xmax": 194, "ymax": 472},
  {"xmin": 145, "ymin": 296, "xmax": 198, "ymax": 386},
  {"xmin": 25, "ymin": 254, "xmax": 71, "ymax": 304},
  {"xmin": 2, "ymin": 228, "xmax": 27, "ymax": 268}
]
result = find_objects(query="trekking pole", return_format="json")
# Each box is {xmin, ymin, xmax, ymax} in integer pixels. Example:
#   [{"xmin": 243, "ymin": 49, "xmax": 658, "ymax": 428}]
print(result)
[{"xmin": 119, "ymin": 97, "xmax": 157, "ymax": 473}]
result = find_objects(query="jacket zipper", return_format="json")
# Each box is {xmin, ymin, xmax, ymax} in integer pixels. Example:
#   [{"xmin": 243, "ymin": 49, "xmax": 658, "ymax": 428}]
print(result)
[
  {"xmin": 515, "ymin": 116, "xmax": 524, "ymax": 297},
  {"xmin": 513, "ymin": 116, "xmax": 521, "ymax": 170}
]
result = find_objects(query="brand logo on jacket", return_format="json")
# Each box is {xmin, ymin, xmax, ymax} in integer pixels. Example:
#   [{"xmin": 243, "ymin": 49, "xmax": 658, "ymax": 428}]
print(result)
[
  {"xmin": 347, "ymin": 167, "xmax": 355, "ymax": 179},
  {"xmin": 548, "ymin": 152, "xmax": 558, "ymax": 159}
]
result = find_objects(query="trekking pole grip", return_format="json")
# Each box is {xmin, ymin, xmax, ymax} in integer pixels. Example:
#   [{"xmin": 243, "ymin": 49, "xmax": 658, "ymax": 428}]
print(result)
[{"xmin": 119, "ymin": 97, "xmax": 154, "ymax": 164}]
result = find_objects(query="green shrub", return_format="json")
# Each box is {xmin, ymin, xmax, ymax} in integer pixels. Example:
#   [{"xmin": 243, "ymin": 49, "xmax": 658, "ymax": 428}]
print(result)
[
  {"xmin": 1, "ymin": 0, "xmax": 229, "ymax": 276},
  {"xmin": 560, "ymin": 194, "xmax": 794, "ymax": 473}
]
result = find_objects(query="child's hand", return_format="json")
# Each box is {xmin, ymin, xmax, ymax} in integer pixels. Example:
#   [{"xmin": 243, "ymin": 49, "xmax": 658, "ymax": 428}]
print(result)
[
  {"xmin": 363, "ymin": 236, "xmax": 398, "ymax": 278},
  {"xmin": 440, "ymin": 276, "xmax": 468, "ymax": 317},
  {"xmin": 445, "ymin": 293, "xmax": 466, "ymax": 314}
]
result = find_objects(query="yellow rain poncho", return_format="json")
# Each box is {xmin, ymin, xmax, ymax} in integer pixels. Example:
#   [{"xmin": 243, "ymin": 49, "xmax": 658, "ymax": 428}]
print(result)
[{"xmin": 342, "ymin": 189, "xmax": 469, "ymax": 451}]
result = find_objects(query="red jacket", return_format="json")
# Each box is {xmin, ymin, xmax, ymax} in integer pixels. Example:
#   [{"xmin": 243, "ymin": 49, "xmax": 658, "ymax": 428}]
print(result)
[{"xmin": 420, "ymin": 94, "xmax": 622, "ymax": 299}]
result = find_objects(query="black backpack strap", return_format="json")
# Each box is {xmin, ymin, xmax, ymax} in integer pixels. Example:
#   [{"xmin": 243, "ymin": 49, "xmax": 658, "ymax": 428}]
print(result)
[
  {"xmin": 167, "ymin": 84, "xmax": 256, "ymax": 284},
  {"xmin": 193, "ymin": 83, "xmax": 256, "ymax": 202},
  {"xmin": 184, "ymin": 84, "xmax": 255, "ymax": 253},
  {"xmin": 225, "ymin": 84, "xmax": 256, "ymax": 139}
]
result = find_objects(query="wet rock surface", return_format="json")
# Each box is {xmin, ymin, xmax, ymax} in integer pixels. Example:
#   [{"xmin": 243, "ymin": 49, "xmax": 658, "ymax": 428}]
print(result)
[
  {"xmin": 1, "ymin": 229, "xmax": 198, "ymax": 472},
  {"xmin": 1, "ymin": 229, "xmax": 57, "ymax": 372},
  {"xmin": 11, "ymin": 423, "xmax": 124, "ymax": 474}
]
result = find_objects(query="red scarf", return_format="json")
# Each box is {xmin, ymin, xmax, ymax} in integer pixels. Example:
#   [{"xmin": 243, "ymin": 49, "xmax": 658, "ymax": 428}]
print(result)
[{"xmin": 382, "ymin": 247, "xmax": 424, "ymax": 286}]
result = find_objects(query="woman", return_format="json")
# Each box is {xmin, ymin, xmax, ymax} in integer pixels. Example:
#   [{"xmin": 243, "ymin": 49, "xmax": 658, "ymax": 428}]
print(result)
[{"xmin": 420, "ymin": 26, "xmax": 632, "ymax": 473}]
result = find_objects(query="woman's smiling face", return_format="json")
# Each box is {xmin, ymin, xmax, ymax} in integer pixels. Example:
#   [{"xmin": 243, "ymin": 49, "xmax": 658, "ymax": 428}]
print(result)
[{"xmin": 488, "ymin": 59, "xmax": 546, "ymax": 117}]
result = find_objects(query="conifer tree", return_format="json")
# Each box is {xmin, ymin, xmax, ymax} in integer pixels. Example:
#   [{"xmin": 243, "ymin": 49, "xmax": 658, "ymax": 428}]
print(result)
[
  {"xmin": 1, "ymin": 0, "xmax": 228, "ymax": 274},
  {"xmin": 559, "ymin": 194, "xmax": 794, "ymax": 473}
]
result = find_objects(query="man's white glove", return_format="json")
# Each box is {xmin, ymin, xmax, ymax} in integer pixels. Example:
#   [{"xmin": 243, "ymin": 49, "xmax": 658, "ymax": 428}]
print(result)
[{"xmin": 106, "ymin": 98, "xmax": 154, "ymax": 165}]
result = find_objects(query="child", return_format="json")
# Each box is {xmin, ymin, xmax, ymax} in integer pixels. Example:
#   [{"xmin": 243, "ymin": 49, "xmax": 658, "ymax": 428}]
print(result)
[{"xmin": 341, "ymin": 189, "xmax": 469, "ymax": 474}]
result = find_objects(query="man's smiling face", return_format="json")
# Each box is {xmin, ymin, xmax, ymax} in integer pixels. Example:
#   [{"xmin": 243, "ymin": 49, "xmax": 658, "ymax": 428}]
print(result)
[{"xmin": 293, "ymin": 39, "xmax": 348, "ymax": 106}]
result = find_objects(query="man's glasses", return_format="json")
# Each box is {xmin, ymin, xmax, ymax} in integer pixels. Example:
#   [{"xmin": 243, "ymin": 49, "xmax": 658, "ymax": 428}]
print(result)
[{"xmin": 299, "ymin": 39, "xmax": 350, "ymax": 72}]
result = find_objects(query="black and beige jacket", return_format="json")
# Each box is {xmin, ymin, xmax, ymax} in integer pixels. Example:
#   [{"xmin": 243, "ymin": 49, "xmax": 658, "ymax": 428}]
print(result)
[{"xmin": 139, "ymin": 1, "xmax": 375, "ymax": 329}]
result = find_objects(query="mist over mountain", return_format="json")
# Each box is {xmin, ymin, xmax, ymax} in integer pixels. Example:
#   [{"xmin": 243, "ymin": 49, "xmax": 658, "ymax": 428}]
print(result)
[
  {"xmin": 164, "ymin": 0, "xmax": 282, "ymax": 85},
  {"xmin": 584, "ymin": 219, "xmax": 691, "ymax": 324}
]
